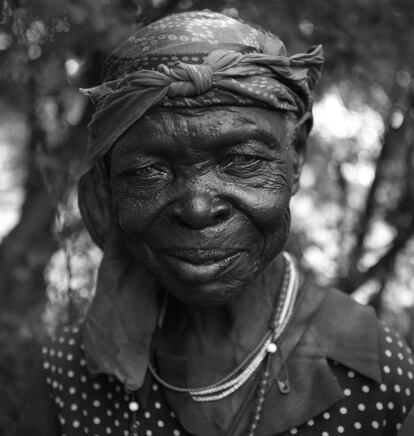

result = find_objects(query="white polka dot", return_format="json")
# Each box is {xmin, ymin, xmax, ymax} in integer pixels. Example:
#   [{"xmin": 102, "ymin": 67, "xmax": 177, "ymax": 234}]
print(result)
[
  {"xmin": 386, "ymin": 336, "xmax": 393, "ymax": 343},
  {"xmin": 170, "ymin": 411, "xmax": 176, "ymax": 418},
  {"xmin": 154, "ymin": 401, "xmax": 161, "ymax": 409},
  {"xmin": 157, "ymin": 420, "xmax": 164, "ymax": 427},
  {"xmin": 70, "ymin": 404, "xmax": 78, "ymax": 411},
  {"xmin": 385, "ymin": 350, "xmax": 392, "ymax": 357},
  {"xmin": 123, "ymin": 412, "xmax": 129, "ymax": 420},
  {"xmin": 67, "ymin": 353, "xmax": 73, "ymax": 361},
  {"xmin": 396, "ymin": 423, "xmax": 402, "ymax": 430},
  {"xmin": 376, "ymin": 402, "xmax": 383, "ymax": 410},
  {"xmin": 388, "ymin": 402, "xmax": 395, "ymax": 410},
  {"xmin": 93, "ymin": 382, "xmax": 101, "ymax": 390},
  {"xmin": 322, "ymin": 432, "xmax": 329, "ymax": 436},
  {"xmin": 337, "ymin": 426, "xmax": 345, "ymax": 433},
  {"xmin": 344, "ymin": 388, "xmax": 351, "ymax": 396},
  {"xmin": 323, "ymin": 412, "xmax": 330, "ymax": 419},
  {"xmin": 43, "ymin": 361, "xmax": 50, "ymax": 369},
  {"xmin": 129, "ymin": 401, "xmax": 139, "ymax": 412},
  {"xmin": 371, "ymin": 420, "xmax": 379, "ymax": 429},
  {"xmin": 362, "ymin": 385, "xmax": 370, "ymax": 393},
  {"xmin": 114, "ymin": 419, "xmax": 119, "ymax": 427},
  {"xmin": 93, "ymin": 400, "xmax": 100, "ymax": 407},
  {"xmin": 354, "ymin": 422, "xmax": 362, "ymax": 429},
  {"xmin": 68, "ymin": 387, "xmax": 76, "ymax": 395},
  {"xmin": 307, "ymin": 419, "xmax": 314, "ymax": 426},
  {"xmin": 144, "ymin": 411, "xmax": 151, "ymax": 419},
  {"xmin": 383, "ymin": 365, "xmax": 391, "ymax": 374},
  {"xmin": 340, "ymin": 407, "xmax": 347, "ymax": 415},
  {"xmin": 397, "ymin": 367, "xmax": 403, "ymax": 375},
  {"xmin": 93, "ymin": 417, "xmax": 101, "ymax": 425},
  {"xmin": 380, "ymin": 383, "xmax": 387, "ymax": 392},
  {"xmin": 358, "ymin": 403, "xmax": 366, "ymax": 411},
  {"xmin": 80, "ymin": 358, "xmax": 86, "ymax": 366},
  {"xmin": 406, "ymin": 388, "xmax": 411, "ymax": 396},
  {"xmin": 408, "ymin": 371, "xmax": 413, "ymax": 379},
  {"xmin": 152, "ymin": 384, "xmax": 158, "ymax": 391},
  {"xmin": 146, "ymin": 431, "xmax": 152, "ymax": 436},
  {"xmin": 67, "ymin": 370, "xmax": 75, "ymax": 378},
  {"xmin": 289, "ymin": 429, "xmax": 298, "ymax": 435},
  {"xmin": 106, "ymin": 428, "xmax": 112, "ymax": 434},
  {"xmin": 395, "ymin": 384, "xmax": 401, "ymax": 393},
  {"xmin": 81, "ymin": 392, "xmax": 87, "ymax": 400},
  {"xmin": 68, "ymin": 338, "xmax": 75, "ymax": 346},
  {"xmin": 73, "ymin": 420, "xmax": 80, "ymax": 428},
  {"xmin": 173, "ymin": 430, "xmax": 180, "ymax": 436},
  {"xmin": 347, "ymin": 371, "xmax": 355, "ymax": 378},
  {"xmin": 403, "ymin": 405, "xmax": 407, "ymax": 414}
]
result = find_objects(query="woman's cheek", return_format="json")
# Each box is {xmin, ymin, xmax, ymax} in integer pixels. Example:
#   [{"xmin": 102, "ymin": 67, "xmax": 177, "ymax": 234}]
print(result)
[{"xmin": 114, "ymin": 196, "xmax": 154, "ymax": 240}]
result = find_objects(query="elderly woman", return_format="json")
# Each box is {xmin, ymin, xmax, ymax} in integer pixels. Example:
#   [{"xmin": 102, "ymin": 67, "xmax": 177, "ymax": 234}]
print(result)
[{"xmin": 17, "ymin": 10, "xmax": 414, "ymax": 436}]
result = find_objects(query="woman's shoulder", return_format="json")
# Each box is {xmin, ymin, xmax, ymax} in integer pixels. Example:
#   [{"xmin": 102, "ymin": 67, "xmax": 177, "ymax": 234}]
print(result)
[
  {"xmin": 40, "ymin": 323, "xmax": 138, "ymax": 434},
  {"xmin": 311, "ymin": 282, "xmax": 414, "ymax": 399},
  {"xmin": 41, "ymin": 322, "xmax": 121, "ymax": 395}
]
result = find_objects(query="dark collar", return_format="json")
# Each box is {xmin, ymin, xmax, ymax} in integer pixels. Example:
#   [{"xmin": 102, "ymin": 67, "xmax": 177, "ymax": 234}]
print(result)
[{"xmin": 142, "ymin": 278, "xmax": 381, "ymax": 436}]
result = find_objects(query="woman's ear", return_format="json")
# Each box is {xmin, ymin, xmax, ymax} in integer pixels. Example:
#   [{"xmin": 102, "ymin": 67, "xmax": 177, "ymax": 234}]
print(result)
[
  {"xmin": 291, "ymin": 117, "xmax": 309, "ymax": 196},
  {"xmin": 77, "ymin": 160, "xmax": 112, "ymax": 249}
]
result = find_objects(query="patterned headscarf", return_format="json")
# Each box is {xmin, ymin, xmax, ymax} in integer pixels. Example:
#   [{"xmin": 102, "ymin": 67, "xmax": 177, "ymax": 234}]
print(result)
[{"xmin": 80, "ymin": 10, "xmax": 323, "ymax": 175}]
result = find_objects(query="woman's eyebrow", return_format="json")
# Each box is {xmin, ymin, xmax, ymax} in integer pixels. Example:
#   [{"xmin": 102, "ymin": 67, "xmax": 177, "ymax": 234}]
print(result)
[{"xmin": 229, "ymin": 130, "xmax": 282, "ymax": 150}]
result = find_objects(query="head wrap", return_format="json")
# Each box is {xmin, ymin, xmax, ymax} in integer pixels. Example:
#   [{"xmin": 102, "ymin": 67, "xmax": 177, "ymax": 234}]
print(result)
[
  {"xmin": 80, "ymin": 10, "xmax": 323, "ymax": 175},
  {"xmin": 78, "ymin": 11, "xmax": 324, "ymax": 391}
]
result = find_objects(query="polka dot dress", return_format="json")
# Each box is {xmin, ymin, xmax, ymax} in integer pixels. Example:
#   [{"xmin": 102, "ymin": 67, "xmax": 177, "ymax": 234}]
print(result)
[{"xmin": 43, "ymin": 322, "xmax": 414, "ymax": 436}]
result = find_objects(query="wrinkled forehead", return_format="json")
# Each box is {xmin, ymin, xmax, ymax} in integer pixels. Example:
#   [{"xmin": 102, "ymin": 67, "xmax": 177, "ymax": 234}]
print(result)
[
  {"xmin": 110, "ymin": 105, "xmax": 292, "ymax": 159},
  {"xmin": 103, "ymin": 10, "xmax": 286, "ymax": 81}
]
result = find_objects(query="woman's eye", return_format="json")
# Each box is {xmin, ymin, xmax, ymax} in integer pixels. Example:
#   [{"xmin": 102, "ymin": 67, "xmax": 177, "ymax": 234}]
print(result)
[
  {"xmin": 137, "ymin": 165, "xmax": 163, "ymax": 175},
  {"xmin": 224, "ymin": 154, "xmax": 263, "ymax": 168},
  {"xmin": 126, "ymin": 163, "xmax": 170, "ymax": 179}
]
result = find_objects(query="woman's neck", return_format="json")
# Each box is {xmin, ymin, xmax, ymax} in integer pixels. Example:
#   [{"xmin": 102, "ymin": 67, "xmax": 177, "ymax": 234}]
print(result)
[{"xmin": 161, "ymin": 254, "xmax": 286, "ymax": 356}]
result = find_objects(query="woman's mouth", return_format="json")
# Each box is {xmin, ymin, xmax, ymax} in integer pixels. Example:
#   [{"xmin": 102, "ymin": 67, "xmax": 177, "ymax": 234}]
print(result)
[{"xmin": 159, "ymin": 249, "xmax": 245, "ymax": 283}]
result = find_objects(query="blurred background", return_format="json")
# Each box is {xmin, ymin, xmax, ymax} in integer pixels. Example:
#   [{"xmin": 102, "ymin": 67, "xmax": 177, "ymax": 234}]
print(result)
[{"xmin": 0, "ymin": 0, "xmax": 414, "ymax": 430}]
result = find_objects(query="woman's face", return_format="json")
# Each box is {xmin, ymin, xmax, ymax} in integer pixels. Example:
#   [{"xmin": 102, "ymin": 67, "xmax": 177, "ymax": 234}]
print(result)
[{"xmin": 109, "ymin": 106, "xmax": 303, "ymax": 305}]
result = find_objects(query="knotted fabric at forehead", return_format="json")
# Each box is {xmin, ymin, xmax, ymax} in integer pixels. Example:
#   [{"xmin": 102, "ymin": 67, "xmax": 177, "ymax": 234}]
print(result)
[
  {"xmin": 160, "ymin": 62, "xmax": 214, "ymax": 96},
  {"xmin": 79, "ymin": 11, "xmax": 323, "ymax": 177}
]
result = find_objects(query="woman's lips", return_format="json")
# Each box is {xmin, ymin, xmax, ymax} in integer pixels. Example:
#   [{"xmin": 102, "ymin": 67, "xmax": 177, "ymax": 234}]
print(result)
[{"xmin": 159, "ymin": 249, "xmax": 245, "ymax": 283}]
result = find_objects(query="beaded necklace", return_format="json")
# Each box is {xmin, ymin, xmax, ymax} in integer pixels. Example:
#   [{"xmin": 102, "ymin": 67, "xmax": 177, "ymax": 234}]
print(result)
[{"xmin": 128, "ymin": 251, "xmax": 299, "ymax": 436}]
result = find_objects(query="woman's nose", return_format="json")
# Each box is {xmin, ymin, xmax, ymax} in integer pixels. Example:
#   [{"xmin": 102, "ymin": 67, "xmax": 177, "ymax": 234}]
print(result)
[{"xmin": 170, "ymin": 191, "xmax": 231, "ymax": 229}]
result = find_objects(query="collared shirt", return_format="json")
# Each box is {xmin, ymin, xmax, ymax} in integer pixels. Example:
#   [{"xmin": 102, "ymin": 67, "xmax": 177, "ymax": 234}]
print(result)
[{"xmin": 20, "ymin": 280, "xmax": 414, "ymax": 436}]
